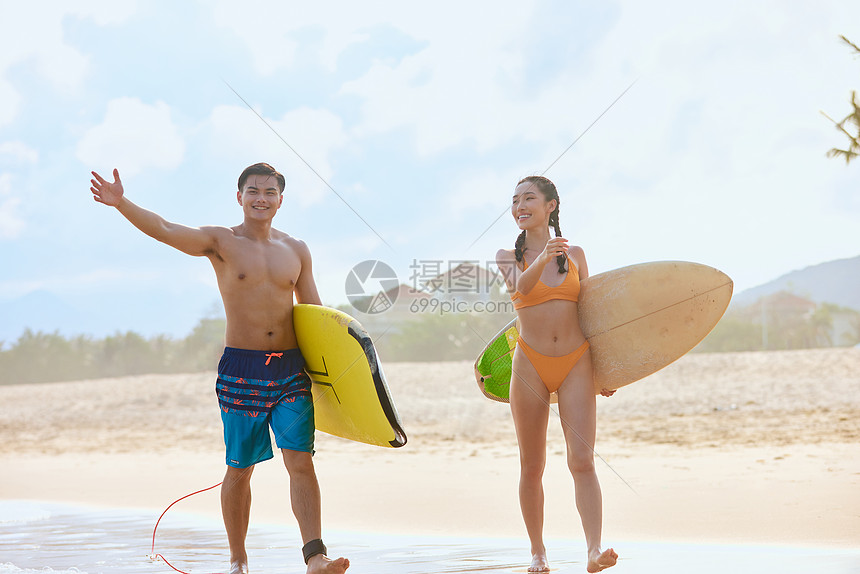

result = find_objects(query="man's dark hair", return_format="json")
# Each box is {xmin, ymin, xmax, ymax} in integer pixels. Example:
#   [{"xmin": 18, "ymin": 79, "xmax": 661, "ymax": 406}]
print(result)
[{"xmin": 238, "ymin": 163, "xmax": 285, "ymax": 193}]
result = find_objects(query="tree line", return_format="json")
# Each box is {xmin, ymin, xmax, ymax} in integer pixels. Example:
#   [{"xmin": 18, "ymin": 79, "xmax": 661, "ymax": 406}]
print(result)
[
  {"xmin": 692, "ymin": 299, "xmax": 859, "ymax": 352},
  {"xmin": 0, "ymin": 318, "xmax": 226, "ymax": 385},
  {"xmin": 2, "ymin": 294, "xmax": 857, "ymax": 385}
]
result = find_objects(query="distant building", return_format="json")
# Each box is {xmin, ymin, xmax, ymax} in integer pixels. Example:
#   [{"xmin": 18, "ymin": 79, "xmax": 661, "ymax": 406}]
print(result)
[
  {"xmin": 734, "ymin": 291, "xmax": 859, "ymax": 348},
  {"xmin": 343, "ymin": 262, "xmax": 512, "ymax": 338},
  {"xmin": 411, "ymin": 261, "xmax": 508, "ymax": 303},
  {"xmin": 343, "ymin": 283, "xmax": 433, "ymax": 336},
  {"xmin": 739, "ymin": 291, "xmax": 817, "ymax": 320}
]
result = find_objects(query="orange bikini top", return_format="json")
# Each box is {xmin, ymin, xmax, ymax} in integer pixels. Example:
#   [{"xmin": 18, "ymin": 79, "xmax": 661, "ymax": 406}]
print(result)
[{"xmin": 510, "ymin": 254, "xmax": 580, "ymax": 310}]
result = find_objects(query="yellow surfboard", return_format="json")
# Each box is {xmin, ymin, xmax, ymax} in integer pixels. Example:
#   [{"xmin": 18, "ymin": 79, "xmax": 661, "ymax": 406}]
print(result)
[{"xmin": 293, "ymin": 305, "xmax": 406, "ymax": 448}]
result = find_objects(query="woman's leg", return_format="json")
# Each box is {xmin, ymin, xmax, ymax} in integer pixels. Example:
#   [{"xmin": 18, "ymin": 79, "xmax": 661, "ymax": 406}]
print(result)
[
  {"xmin": 510, "ymin": 347, "xmax": 552, "ymax": 572},
  {"xmin": 556, "ymin": 350, "xmax": 617, "ymax": 572}
]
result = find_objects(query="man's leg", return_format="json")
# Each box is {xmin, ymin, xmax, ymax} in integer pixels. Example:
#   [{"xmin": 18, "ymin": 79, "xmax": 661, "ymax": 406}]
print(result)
[
  {"xmin": 281, "ymin": 449, "xmax": 321, "ymax": 541},
  {"xmin": 281, "ymin": 449, "xmax": 349, "ymax": 573},
  {"xmin": 222, "ymin": 464, "xmax": 255, "ymax": 573}
]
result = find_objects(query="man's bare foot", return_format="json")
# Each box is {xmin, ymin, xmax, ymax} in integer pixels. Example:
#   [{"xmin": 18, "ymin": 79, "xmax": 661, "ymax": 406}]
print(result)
[
  {"xmin": 586, "ymin": 548, "xmax": 618, "ymax": 572},
  {"xmin": 307, "ymin": 554, "xmax": 350, "ymax": 574},
  {"xmin": 528, "ymin": 551, "xmax": 550, "ymax": 572},
  {"xmin": 229, "ymin": 561, "xmax": 249, "ymax": 574}
]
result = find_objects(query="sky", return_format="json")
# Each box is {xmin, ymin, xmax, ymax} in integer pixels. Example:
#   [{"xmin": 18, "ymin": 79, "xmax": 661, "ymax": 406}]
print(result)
[{"xmin": 1, "ymin": 0, "xmax": 859, "ymax": 343}]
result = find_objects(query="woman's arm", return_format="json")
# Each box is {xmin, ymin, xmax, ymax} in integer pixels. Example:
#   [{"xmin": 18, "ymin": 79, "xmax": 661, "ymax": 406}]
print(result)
[{"xmin": 511, "ymin": 237, "xmax": 570, "ymax": 295}]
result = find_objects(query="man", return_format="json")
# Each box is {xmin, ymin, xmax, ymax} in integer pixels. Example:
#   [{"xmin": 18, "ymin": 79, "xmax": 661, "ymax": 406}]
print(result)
[{"xmin": 90, "ymin": 163, "xmax": 349, "ymax": 574}]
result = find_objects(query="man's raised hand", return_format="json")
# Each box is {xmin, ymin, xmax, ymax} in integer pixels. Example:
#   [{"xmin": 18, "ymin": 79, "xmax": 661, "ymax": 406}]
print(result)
[{"xmin": 90, "ymin": 168, "xmax": 124, "ymax": 207}]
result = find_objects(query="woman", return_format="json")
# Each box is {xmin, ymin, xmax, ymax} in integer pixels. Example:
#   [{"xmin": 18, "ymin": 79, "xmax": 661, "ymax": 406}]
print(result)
[{"xmin": 496, "ymin": 175, "xmax": 618, "ymax": 573}]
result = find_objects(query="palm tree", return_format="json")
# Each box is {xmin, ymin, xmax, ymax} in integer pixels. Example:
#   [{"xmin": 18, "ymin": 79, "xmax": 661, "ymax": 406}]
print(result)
[{"xmin": 823, "ymin": 36, "xmax": 860, "ymax": 165}]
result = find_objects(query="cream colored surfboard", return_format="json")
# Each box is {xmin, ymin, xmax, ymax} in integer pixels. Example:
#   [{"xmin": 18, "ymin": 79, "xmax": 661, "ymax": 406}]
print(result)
[
  {"xmin": 580, "ymin": 260, "xmax": 733, "ymax": 391},
  {"xmin": 474, "ymin": 261, "xmax": 733, "ymax": 399}
]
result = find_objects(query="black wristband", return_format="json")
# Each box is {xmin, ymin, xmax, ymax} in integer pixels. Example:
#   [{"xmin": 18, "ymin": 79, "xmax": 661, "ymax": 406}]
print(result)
[{"xmin": 302, "ymin": 539, "xmax": 327, "ymax": 564}]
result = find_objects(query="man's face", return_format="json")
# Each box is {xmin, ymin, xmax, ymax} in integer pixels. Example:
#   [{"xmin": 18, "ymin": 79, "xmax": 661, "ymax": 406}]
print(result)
[{"xmin": 237, "ymin": 175, "xmax": 283, "ymax": 219}]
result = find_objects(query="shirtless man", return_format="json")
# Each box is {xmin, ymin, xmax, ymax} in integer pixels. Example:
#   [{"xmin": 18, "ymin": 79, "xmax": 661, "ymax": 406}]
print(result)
[{"xmin": 90, "ymin": 163, "xmax": 349, "ymax": 574}]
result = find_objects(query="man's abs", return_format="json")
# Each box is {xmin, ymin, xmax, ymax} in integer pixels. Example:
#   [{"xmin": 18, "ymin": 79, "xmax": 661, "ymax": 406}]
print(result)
[{"xmin": 223, "ymin": 301, "xmax": 298, "ymax": 350}]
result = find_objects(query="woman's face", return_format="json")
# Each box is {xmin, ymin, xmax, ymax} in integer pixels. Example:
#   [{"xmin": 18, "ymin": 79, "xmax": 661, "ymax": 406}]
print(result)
[{"xmin": 511, "ymin": 181, "xmax": 556, "ymax": 230}]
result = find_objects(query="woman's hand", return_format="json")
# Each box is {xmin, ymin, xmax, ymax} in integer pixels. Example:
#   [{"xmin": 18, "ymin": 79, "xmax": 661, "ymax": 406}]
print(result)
[
  {"xmin": 539, "ymin": 237, "xmax": 568, "ymax": 265},
  {"xmin": 600, "ymin": 388, "xmax": 616, "ymax": 397}
]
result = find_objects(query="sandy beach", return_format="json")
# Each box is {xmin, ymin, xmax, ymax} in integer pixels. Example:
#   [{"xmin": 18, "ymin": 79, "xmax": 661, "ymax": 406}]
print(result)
[{"xmin": 2, "ymin": 348, "xmax": 859, "ymax": 552}]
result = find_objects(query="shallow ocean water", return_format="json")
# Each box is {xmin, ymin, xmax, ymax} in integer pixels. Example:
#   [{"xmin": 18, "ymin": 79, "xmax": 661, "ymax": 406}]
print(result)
[{"xmin": 1, "ymin": 500, "xmax": 858, "ymax": 574}]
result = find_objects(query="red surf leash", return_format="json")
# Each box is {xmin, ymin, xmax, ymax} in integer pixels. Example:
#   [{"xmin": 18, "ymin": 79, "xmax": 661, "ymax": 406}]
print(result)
[{"xmin": 149, "ymin": 481, "xmax": 226, "ymax": 574}]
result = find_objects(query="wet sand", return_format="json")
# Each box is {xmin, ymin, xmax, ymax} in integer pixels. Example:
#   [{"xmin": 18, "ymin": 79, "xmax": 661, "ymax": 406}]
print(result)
[{"xmin": 4, "ymin": 499, "xmax": 859, "ymax": 574}]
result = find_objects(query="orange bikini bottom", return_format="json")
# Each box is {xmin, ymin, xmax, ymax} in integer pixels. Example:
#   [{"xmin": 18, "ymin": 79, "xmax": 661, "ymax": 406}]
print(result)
[{"xmin": 516, "ymin": 337, "xmax": 590, "ymax": 393}]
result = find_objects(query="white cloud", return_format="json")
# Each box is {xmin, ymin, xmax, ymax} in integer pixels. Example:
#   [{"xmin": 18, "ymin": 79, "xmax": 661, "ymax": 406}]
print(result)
[
  {"xmin": 203, "ymin": 104, "xmax": 347, "ymax": 206},
  {"xmin": 338, "ymin": 5, "xmax": 544, "ymax": 157},
  {"xmin": 0, "ymin": 2, "xmax": 138, "ymax": 128},
  {"xmin": 67, "ymin": 0, "xmax": 140, "ymax": 26},
  {"xmin": 210, "ymin": 3, "xmax": 622, "ymax": 158},
  {"xmin": 0, "ymin": 82, "xmax": 20, "ymax": 129},
  {"xmin": 210, "ymin": 2, "xmax": 300, "ymax": 75},
  {"xmin": 211, "ymin": 1, "xmax": 390, "ymax": 74},
  {"xmin": 444, "ymin": 167, "xmax": 530, "ymax": 223},
  {"xmin": 0, "ymin": 174, "xmax": 25, "ymax": 240},
  {"xmin": 210, "ymin": 0, "xmax": 570, "ymax": 158},
  {"xmin": 0, "ymin": 9, "xmax": 86, "ymax": 127},
  {"xmin": 0, "ymin": 141, "xmax": 39, "ymax": 164},
  {"xmin": 76, "ymin": 98, "xmax": 185, "ymax": 176}
]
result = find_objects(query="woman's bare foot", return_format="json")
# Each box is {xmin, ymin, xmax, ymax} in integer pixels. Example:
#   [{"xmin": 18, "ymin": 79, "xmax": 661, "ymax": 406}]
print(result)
[
  {"xmin": 229, "ymin": 561, "xmax": 248, "ymax": 574},
  {"xmin": 307, "ymin": 554, "xmax": 350, "ymax": 574},
  {"xmin": 528, "ymin": 551, "xmax": 550, "ymax": 572},
  {"xmin": 586, "ymin": 548, "xmax": 617, "ymax": 572}
]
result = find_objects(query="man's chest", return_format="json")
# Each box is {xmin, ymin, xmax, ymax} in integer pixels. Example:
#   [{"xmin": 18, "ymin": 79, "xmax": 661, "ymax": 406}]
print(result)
[{"xmin": 217, "ymin": 241, "xmax": 301, "ymax": 289}]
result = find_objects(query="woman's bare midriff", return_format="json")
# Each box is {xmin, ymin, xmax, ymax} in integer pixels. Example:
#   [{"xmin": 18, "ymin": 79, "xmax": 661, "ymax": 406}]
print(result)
[{"xmin": 516, "ymin": 299, "xmax": 587, "ymax": 355}]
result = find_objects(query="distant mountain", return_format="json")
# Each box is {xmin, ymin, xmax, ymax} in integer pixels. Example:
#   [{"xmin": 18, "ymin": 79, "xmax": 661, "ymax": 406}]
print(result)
[{"xmin": 733, "ymin": 255, "xmax": 860, "ymax": 310}]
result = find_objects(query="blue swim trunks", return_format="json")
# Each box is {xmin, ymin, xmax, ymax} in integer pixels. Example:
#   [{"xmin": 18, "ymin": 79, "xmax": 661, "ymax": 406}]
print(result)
[{"xmin": 216, "ymin": 347, "xmax": 314, "ymax": 468}]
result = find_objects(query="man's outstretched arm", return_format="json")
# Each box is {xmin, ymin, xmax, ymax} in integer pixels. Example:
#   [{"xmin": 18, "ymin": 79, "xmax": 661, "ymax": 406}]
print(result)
[{"xmin": 91, "ymin": 168, "xmax": 217, "ymax": 257}]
